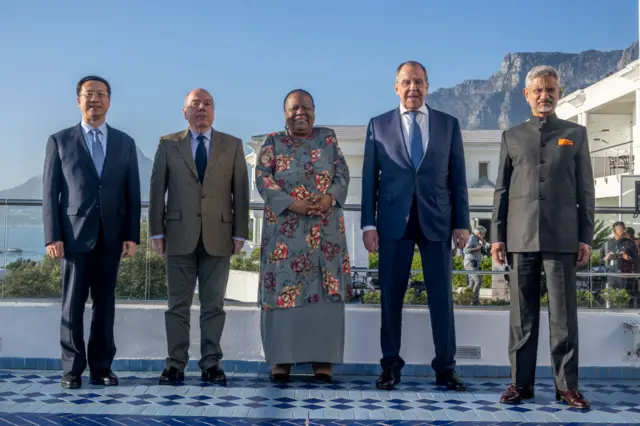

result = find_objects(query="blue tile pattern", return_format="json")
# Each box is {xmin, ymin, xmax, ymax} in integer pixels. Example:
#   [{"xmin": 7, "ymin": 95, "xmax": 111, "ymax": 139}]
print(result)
[
  {"xmin": 1, "ymin": 358, "xmax": 639, "ymax": 379},
  {"xmin": 0, "ymin": 370, "xmax": 638, "ymax": 424}
]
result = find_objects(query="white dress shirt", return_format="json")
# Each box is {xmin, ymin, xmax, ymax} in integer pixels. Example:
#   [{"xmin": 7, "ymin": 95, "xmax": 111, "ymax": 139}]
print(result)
[
  {"xmin": 362, "ymin": 104, "xmax": 429, "ymax": 232},
  {"xmin": 151, "ymin": 127, "xmax": 244, "ymax": 242}
]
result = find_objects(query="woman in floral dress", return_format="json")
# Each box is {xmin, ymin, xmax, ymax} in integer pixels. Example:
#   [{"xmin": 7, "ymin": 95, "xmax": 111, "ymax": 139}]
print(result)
[{"xmin": 256, "ymin": 89, "xmax": 351, "ymax": 383}]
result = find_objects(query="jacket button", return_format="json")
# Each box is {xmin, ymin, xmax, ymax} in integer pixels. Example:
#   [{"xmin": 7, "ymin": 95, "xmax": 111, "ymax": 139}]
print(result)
[
  {"xmin": 541, "ymin": 143, "xmax": 546, "ymax": 148},
  {"xmin": 539, "ymin": 177, "xmax": 545, "ymax": 182},
  {"xmin": 540, "ymin": 159, "xmax": 546, "ymax": 164},
  {"xmin": 197, "ymin": 213, "xmax": 201, "ymax": 217},
  {"xmin": 201, "ymin": 195, "xmax": 205, "ymax": 199},
  {"xmin": 539, "ymin": 195, "xmax": 545, "ymax": 200}
]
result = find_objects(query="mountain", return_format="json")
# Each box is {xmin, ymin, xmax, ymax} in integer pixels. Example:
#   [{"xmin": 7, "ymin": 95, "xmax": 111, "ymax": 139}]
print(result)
[
  {"xmin": 427, "ymin": 41, "xmax": 639, "ymax": 129},
  {"xmin": 0, "ymin": 147, "xmax": 154, "ymax": 201}
]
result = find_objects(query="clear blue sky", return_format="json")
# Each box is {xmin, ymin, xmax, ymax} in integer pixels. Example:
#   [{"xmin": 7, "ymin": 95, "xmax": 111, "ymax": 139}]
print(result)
[{"xmin": 0, "ymin": 0, "xmax": 637, "ymax": 189}]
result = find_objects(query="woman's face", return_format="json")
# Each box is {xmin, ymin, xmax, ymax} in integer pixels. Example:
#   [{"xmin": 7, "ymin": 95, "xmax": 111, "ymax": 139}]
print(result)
[{"xmin": 284, "ymin": 92, "xmax": 315, "ymax": 136}]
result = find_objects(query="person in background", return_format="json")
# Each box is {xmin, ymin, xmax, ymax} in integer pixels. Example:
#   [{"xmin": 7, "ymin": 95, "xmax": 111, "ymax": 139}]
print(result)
[
  {"xmin": 463, "ymin": 225, "xmax": 487, "ymax": 305},
  {"xmin": 43, "ymin": 75, "xmax": 141, "ymax": 389},
  {"xmin": 601, "ymin": 221, "xmax": 638, "ymax": 306}
]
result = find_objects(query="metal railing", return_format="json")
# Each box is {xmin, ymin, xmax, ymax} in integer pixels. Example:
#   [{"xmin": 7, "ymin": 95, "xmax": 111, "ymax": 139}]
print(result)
[{"xmin": 2, "ymin": 198, "xmax": 640, "ymax": 308}]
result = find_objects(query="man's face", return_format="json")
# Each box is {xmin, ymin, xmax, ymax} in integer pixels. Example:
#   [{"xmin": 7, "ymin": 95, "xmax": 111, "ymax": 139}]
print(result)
[
  {"xmin": 395, "ymin": 64, "xmax": 429, "ymax": 111},
  {"xmin": 523, "ymin": 76, "xmax": 560, "ymax": 117},
  {"xmin": 77, "ymin": 80, "xmax": 110, "ymax": 119},
  {"xmin": 614, "ymin": 225, "xmax": 627, "ymax": 238},
  {"xmin": 183, "ymin": 89, "xmax": 214, "ymax": 130}
]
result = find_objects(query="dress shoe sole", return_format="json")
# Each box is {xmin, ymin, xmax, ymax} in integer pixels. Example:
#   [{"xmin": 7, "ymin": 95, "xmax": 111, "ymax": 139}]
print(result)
[
  {"xmin": 61, "ymin": 381, "xmax": 81, "ymax": 389},
  {"xmin": 89, "ymin": 378, "xmax": 119, "ymax": 386}
]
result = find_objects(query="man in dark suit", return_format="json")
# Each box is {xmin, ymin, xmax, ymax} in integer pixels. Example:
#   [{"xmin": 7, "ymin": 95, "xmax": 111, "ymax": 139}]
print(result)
[
  {"xmin": 491, "ymin": 65, "xmax": 594, "ymax": 409},
  {"xmin": 149, "ymin": 88, "xmax": 249, "ymax": 386},
  {"xmin": 43, "ymin": 75, "xmax": 141, "ymax": 389},
  {"xmin": 361, "ymin": 61, "xmax": 470, "ymax": 391}
]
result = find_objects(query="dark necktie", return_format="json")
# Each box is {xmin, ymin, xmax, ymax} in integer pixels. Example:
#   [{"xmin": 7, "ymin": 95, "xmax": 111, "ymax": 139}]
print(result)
[
  {"xmin": 195, "ymin": 134, "xmax": 207, "ymax": 183},
  {"xmin": 409, "ymin": 111, "xmax": 424, "ymax": 169}
]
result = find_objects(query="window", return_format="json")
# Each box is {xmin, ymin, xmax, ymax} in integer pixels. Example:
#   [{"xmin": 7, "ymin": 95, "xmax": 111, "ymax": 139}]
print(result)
[{"xmin": 478, "ymin": 161, "xmax": 489, "ymax": 179}]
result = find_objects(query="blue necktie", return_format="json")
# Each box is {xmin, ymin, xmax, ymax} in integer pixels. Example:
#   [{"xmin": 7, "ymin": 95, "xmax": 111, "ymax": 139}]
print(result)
[
  {"xmin": 91, "ymin": 129, "xmax": 105, "ymax": 177},
  {"xmin": 409, "ymin": 111, "xmax": 423, "ymax": 169},
  {"xmin": 195, "ymin": 134, "xmax": 207, "ymax": 183}
]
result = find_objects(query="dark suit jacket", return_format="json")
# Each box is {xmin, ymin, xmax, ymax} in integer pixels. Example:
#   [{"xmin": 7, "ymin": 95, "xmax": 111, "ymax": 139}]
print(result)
[
  {"xmin": 492, "ymin": 114, "xmax": 595, "ymax": 253},
  {"xmin": 43, "ymin": 123, "xmax": 142, "ymax": 253},
  {"xmin": 361, "ymin": 105, "xmax": 470, "ymax": 241},
  {"xmin": 148, "ymin": 128, "xmax": 250, "ymax": 257}
]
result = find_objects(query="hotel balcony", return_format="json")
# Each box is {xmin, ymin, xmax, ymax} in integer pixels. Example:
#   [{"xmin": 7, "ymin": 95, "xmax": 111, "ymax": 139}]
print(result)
[{"xmin": 0, "ymin": 199, "xmax": 640, "ymax": 425}]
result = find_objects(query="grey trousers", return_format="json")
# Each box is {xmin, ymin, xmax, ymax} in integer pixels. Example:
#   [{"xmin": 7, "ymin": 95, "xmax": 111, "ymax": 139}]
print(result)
[
  {"xmin": 165, "ymin": 239, "xmax": 230, "ymax": 371},
  {"xmin": 508, "ymin": 252, "xmax": 579, "ymax": 391},
  {"xmin": 464, "ymin": 260, "xmax": 482, "ymax": 304}
]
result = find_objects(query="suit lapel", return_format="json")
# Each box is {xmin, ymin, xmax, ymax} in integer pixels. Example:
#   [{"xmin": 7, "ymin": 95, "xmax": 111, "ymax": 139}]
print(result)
[
  {"xmin": 419, "ymin": 105, "xmax": 437, "ymax": 168},
  {"xmin": 175, "ymin": 129, "xmax": 199, "ymax": 179},
  {"xmin": 390, "ymin": 108, "xmax": 413, "ymax": 168},
  {"xmin": 73, "ymin": 124, "xmax": 99, "ymax": 180},
  {"xmin": 206, "ymin": 130, "xmax": 223, "ymax": 176},
  {"xmin": 101, "ymin": 124, "xmax": 119, "ymax": 181}
]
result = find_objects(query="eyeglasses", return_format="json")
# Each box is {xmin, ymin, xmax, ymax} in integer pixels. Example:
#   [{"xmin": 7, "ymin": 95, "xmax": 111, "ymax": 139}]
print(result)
[{"xmin": 80, "ymin": 91, "xmax": 109, "ymax": 99}]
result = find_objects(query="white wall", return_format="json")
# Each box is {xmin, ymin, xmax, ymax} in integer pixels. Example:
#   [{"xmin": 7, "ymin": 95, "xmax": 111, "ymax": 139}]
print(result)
[{"xmin": 0, "ymin": 301, "xmax": 639, "ymax": 368}]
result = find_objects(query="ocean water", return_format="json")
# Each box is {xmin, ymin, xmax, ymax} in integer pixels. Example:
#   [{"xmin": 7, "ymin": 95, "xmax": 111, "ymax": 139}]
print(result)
[{"xmin": 0, "ymin": 225, "xmax": 45, "ymax": 267}]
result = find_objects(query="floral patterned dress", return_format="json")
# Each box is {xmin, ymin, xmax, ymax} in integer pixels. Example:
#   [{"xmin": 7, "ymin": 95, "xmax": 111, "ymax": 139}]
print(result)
[{"xmin": 256, "ymin": 127, "xmax": 352, "ymax": 364}]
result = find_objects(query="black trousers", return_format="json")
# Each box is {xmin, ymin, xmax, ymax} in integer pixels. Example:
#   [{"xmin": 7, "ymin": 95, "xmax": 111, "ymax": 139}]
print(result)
[
  {"xmin": 60, "ymin": 221, "xmax": 122, "ymax": 375},
  {"xmin": 378, "ymin": 198, "xmax": 456, "ymax": 374},
  {"xmin": 508, "ymin": 252, "xmax": 579, "ymax": 391}
]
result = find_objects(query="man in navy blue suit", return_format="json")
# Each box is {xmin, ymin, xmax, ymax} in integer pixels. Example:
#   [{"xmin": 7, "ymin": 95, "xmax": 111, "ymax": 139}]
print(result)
[
  {"xmin": 361, "ymin": 61, "xmax": 470, "ymax": 391},
  {"xmin": 43, "ymin": 76, "xmax": 141, "ymax": 389}
]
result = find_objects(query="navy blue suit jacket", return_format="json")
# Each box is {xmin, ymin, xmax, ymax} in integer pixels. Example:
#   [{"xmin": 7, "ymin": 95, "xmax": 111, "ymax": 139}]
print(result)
[
  {"xmin": 360, "ymin": 106, "xmax": 469, "ymax": 241},
  {"xmin": 43, "ymin": 123, "xmax": 141, "ymax": 253}
]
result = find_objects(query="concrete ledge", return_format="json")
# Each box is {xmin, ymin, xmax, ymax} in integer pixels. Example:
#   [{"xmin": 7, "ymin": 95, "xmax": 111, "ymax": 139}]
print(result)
[{"xmin": 1, "ymin": 299, "xmax": 640, "ymax": 376}]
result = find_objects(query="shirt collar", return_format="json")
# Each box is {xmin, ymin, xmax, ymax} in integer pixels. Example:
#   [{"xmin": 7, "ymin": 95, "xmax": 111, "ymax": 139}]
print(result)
[
  {"xmin": 400, "ymin": 103, "xmax": 428, "ymax": 116},
  {"xmin": 81, "ymin": 121, "xmax": 107, "ymax": 136},
  {"xmin": 189, "ymin": 127, "xmax": 213, "ymax": 142}
]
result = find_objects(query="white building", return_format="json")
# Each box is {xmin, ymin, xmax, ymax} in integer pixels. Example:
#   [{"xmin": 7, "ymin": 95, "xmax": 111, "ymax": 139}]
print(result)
[
  {"xmin": 555, "ymin": 59, "xmax": 640, "ymax": 226},
  {"xmin": 245, "ymin": 126, "xmax": 502, "ymax": 267}
]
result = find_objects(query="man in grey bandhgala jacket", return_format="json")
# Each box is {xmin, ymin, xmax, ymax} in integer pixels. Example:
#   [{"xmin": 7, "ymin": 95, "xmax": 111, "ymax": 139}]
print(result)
[{"xmin": 491, "ymin": 65, "xmax": 594, "ymax": 409}]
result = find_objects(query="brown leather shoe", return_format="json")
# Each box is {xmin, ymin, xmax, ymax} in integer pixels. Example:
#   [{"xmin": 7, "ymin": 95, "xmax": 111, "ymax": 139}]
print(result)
[
  {"xmin": 556, "ymin": 389, "xmax": 590, "ymax": 409},
  {"xmin": 499, "ymin": 385, "xmax": 535, "ymax": 404}
]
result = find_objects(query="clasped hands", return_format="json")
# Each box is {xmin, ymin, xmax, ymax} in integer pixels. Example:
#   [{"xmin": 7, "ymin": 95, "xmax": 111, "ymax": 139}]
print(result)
[{"xmin": 288, "ymin": 194, "xmax": 333, "ymax": 216}]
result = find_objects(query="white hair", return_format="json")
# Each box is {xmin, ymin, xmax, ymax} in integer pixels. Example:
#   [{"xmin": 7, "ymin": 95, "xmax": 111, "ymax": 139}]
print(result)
[
  {"xmin": 525, "ymin": 65, "xmax": 560, "ymax": 87},
  {"xmin": 474, "ymin": 225, "xmax": 487, "ymax": 235}
]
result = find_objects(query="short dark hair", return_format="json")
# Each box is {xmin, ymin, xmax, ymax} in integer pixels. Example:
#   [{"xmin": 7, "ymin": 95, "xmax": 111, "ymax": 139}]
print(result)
[
  {"xmin": 613, "ymin": 221, "xmax": 626, "ymax": 230},
  {"xmin": 76, "ymin": 75, "xmax": 111, "ymax": 97},
  {"xmin": 627, "ymin": 227, "xmax": 635, "ymax": 236},
  {"xmin": 395, "ymin": 61, "xmax": 428, "ymax": 81},
  {"xmin": 283, "ymin": 89, "xmax": 314, "ymax": 110}
]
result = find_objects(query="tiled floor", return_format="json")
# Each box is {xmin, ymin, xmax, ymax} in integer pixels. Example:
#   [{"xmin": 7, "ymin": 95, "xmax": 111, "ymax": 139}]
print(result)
[{"xmin": 0, "ymin": 370, "xmax": 639, "ymax": 425}]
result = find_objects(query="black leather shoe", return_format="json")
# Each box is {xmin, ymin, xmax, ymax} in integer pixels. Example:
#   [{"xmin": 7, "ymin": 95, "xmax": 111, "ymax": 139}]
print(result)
[
  {"xmin": 61, "ymin": 372, "xmax": 82, "ymax": 389},
  {"xmin": 201, "ymin": 365, "xmax": 227, "ymax": 385},
  {"xmin": 159, "ymin": 367, "xmax": 184, "ymax": 386},
  {"xmin": 436, "ymin": 370, "xmax": 466, "ymax": 391},
  {"xmin": 500, "ymin": 385, "xmax": 535, "ymax": 404},
  {"xmin": 90, "ymin": 369, "xmax": 119, "ymax": 386},
  {"xmin": 376, "ymin": 369, "xmax": 401, "ymax": 390}
]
